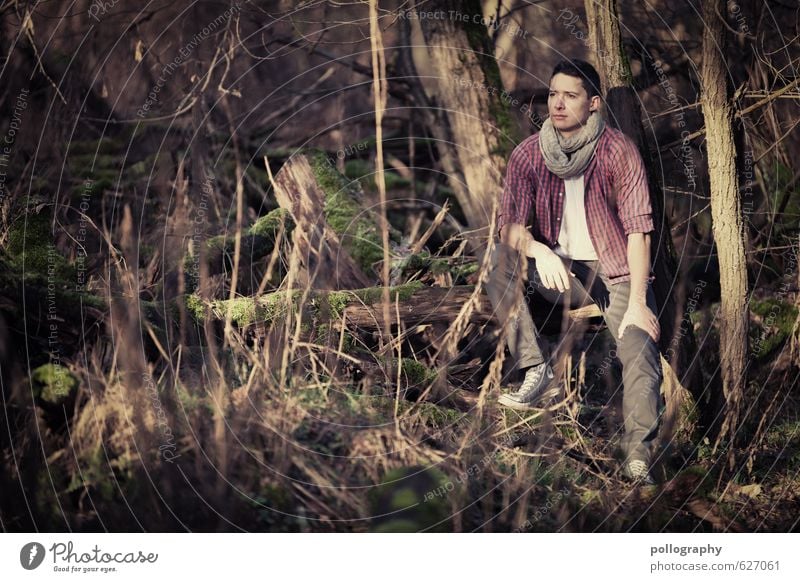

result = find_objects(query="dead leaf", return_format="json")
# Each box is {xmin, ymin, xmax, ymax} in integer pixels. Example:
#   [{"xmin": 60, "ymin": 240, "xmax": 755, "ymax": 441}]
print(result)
[{"xmin": 739, "ymin": 483, "xmax": 762, "ymax": 499}]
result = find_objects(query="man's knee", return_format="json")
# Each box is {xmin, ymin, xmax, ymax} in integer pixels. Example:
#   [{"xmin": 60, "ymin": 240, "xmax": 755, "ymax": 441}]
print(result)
[
  {"xmin": 482, "ymin": 240, "xmax": 526, "ymax": 278},
  {"xmin": 617, "ymin": 326, "xmax": 663, "ymax": 379}
]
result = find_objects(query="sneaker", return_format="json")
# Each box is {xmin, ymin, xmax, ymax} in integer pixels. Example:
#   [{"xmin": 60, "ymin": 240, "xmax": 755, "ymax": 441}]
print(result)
[
  {"xmin": 498, "ymin": 363, "xmax": 558, "ymax": 410},
  {"xmin": 622, "ymin": 459, "xmax": 655, "ymax": 485}
]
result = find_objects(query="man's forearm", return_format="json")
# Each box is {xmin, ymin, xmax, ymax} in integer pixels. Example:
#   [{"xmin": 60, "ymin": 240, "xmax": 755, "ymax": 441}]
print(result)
[
  {"xmin": 627, "ymin": 232, "xmax": 651, "ymax": 306},
  {"xmin": 501, "ymin": 224, "xmax": 551, "ymax": 260}
]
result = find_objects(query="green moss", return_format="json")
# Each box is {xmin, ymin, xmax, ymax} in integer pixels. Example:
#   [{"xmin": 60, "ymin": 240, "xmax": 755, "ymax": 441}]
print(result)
[
  {"xmin": 400, "ymin": 358, "xmax": 438, "ymax": 386},
  {"xmin": 750, "ymin": 299, "xmax": 798, "ymax": 357},
  {"xmin": 185, "ymin": 294, "xmax": 206, "ymax": 321},
  {"xmin": 394, "ymin": 251, "xmax": 431, "ymax": 272},
  {"xmin": 417, "ymin": 400, "xmax": 463, "ymax": 428},
  {"xmin": 764, "ymin": 419, "xmax": 800, "ymax": 448},
  {"xmin": 187, "ymin": 292, "xmax": 271, "ymax": 325},
  {"xmin": 307, "ymin": 151, "xmax": 389, "ymax": 274},
  {"xmin": 220, "ymin": 297, "xmax": 261, "ymax": 327},
  {"xmin": 429, "ymin": 258, "xmax": 452, "ymax": 276},
  {"xmin": 210, "ymin": 290, "xmax": 305, "ymax": 327},
  {"xmin": 676, "ymin": 465, "xmax": 715, "ymax": 497},
  {"xmin": 175, "ymin": 381, "xmax": 204, "ymax": 413},
  {"xmin": 676, "ymin": 390, "xmax": 699, "ymax": 443},
  {"xmin": 393, "ymin": 253, "xmax": 478, "ymax": 282},
  {"xmin": 6, "ymin": 201, "xmax": 74, "ymax": 280},
  {"xmin": 369, "ymin": 466, "xmax": 452, "ymax": 532},
  {"xmin": 580, "ymin": 489, "xmax": 601, "ymax": 505},
  {"xmin": 248, "ymin": 208, "xmax": 293, "ymax": 238},
  {"xmin": 325, "ymin": 292, "xmax": 350, "ymax": 319},
  {"xmin": 183, "ymin": 208, "xmax": 294, "ymax": 292},
  {"xmin": 325, "ymin": 281, "xmax": 424, "ymax": 318},
  {"xmin": 557, "ymin": 424, "xmax": 578, "ymax": 440},
  {"xmin": 390, "ymin": 487, "xmax": 421, "ymax": 510},
  {"xmin": 351, "ymin": 280, "xmax": 424, "ymax": 305},
  {"xmin": 453, "ymin": 262, "xmax": 478, "ymax": 279},
  {"xmin": 32, "ymin": 363, "xmax": 78, "ymax": 404},
  {"xmin": 195, "ymin": 282, "xmax": 426, "ymax": 327},
  {"xmin": 206, "ymin": 235, "xmax": 226, "ymax": 252}
]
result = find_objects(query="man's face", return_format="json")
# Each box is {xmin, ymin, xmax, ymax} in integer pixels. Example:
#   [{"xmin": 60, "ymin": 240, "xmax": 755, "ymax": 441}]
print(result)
[{"xmin": 547, "ymin": 73, "xmax": 600, "ymax": 138}]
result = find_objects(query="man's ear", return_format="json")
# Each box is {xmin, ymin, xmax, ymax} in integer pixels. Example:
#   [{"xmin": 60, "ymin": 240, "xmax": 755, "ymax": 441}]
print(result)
[{"xmin": 589, "ymin": 95, "xmax": 601, "ymax": 112}]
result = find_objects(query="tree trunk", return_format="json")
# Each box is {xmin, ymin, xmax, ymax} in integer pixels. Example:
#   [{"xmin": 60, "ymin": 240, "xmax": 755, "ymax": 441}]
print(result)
[
  {"xmin": 584, "ymin": 0, "xmax": 630, "ymax": 90},
  {"xmin": 584, "ymin": 0, "xmax": 704, "ymax": 409},
  {"xmin": 412, "ymin": 0, "xmax": 514, "ymax": 235},
  {"xmin": 700, "ymin": 0, "xmax": 749, "ymax": 451}
]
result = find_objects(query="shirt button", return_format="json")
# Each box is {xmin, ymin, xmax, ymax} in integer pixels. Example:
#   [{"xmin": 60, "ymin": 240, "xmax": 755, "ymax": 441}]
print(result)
[{"xmin": 559, "ymin": 192, "xmax": 563, "ymax": 196}]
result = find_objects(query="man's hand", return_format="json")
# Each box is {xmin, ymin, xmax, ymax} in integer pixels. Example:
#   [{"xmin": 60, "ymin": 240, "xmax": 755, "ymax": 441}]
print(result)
[
  {"xmin": 619, "ymin": 301, "xmax": 660, "ymax": 342},
  {"xmin": 529, "ymin": 244, "xmax": 571, "ymax": 292}
]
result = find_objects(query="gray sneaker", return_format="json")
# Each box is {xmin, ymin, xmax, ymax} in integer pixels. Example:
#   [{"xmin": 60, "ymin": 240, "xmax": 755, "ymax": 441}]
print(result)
[
  {"xmin": 498, "ymin": 363, "xmax": 558, "ymax": 410},
  {"xmin": 622, "ymin": 459, "xmax": 655, "ymax": 485}
]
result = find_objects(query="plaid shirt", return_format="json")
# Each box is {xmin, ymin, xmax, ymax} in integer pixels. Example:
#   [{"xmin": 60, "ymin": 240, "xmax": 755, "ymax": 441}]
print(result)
[{"xmin": 498, "ymin": 126, "xmax": 655, "ymax": 285}]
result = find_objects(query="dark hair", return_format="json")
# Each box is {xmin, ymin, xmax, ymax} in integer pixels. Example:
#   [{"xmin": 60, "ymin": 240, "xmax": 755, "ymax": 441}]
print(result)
[{"xmin": 550, "ymin": 59, "xmax": 602, "ymax": 98}]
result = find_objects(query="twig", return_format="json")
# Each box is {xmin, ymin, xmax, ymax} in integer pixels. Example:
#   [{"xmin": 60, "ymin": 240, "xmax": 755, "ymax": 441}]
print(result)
[{"xmin": 409, "ymin": 200, "xmax": 450, "ymax": 254}]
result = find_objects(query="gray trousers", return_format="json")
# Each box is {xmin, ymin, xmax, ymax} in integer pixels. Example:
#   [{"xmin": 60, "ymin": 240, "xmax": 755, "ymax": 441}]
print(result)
[{"xmin": 483, "ymin": 241, "xmax": 663, "ymax": 465}]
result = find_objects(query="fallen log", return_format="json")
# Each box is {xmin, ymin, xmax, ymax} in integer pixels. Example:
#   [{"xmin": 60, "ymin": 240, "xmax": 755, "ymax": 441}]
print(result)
[
  {"xmin": 184, "ymin": 281, "xmax": 611, "ymax": 331},
  {"xmin": 185, "ymin": 282, "xmax": 494, "ymax": 329}
]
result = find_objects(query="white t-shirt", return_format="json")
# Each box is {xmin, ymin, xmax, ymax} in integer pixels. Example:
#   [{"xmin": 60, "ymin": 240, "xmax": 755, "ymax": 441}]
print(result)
[{"xmin": 552, "ymin": 174, "xmax": 599, "ymax": 261}]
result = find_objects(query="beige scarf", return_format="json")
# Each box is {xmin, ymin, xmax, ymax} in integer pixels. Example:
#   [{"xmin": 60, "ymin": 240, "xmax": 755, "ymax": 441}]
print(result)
[{"xmin": 539, "ymin": 111, "xmax": 605, "ymax": 179}]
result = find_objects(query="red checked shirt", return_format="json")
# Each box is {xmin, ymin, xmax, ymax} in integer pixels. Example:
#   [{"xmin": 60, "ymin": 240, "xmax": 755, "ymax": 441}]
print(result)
[{"xmin": 498, "ymin": 126, "xmax": 655, "ymax": 285}]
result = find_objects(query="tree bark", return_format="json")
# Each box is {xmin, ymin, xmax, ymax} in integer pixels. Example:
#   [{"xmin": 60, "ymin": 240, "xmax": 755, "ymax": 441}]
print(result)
[
  {"xmin": 413, "ymin": 0, "xmax": 513, "ymax": 235},
  {"xmin": 700, "ymin": 0, "xmax": 749, "ymax": 450},
  {"xmin": 584, "ymin": 0, "xmax": 704, "ymax": 405}
]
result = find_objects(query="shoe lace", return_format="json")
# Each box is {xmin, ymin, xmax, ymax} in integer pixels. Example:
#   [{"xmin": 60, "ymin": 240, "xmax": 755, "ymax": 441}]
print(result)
[{"xmin": 519, "ymin": 365, "xmax": 548, "ymax": 396}]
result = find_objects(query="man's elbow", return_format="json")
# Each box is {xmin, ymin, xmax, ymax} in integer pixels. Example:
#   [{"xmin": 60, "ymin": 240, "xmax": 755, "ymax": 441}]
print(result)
[{"xmin": 500, "ymin": 223, "xmax": 520, "ymax": 247}]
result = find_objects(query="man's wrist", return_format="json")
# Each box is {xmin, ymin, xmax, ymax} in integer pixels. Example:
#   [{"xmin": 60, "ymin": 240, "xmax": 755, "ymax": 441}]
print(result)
[
  {"xmin": 627, "ymin": 294, "xmax": 648, "ymax": 309},
  {"xmin": 526, "ymin": 239, "xmax": 549, "ymax": 260}
]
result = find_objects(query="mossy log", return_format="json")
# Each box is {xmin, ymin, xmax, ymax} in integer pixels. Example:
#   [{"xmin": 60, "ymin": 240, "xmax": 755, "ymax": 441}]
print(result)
[
  {"xmin": 186, "ymin": 282, "xmax": 495, "ymax": 329},
  {"xmin": 186, "ymin": 281, "xmax": 612, "ymax": 330},
  {"xmin": 272, "ymin": 152, "xmax": 387, "ymax": 289}
]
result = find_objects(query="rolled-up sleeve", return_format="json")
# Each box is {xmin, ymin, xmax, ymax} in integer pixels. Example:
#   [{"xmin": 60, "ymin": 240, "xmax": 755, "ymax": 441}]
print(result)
[
  {"xmin": 498, "ymin": 142, "xmax": 535, "ymax": 235},
  {"xmin": 613, "ymin": 136, "xmax": 654, "ymax": 235}
]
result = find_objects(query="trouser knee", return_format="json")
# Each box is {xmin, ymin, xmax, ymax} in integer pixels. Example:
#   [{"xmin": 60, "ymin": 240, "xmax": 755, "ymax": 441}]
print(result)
[{"xmin": 617, "ymin": 327, "xmax": 663, "ymax": 381}]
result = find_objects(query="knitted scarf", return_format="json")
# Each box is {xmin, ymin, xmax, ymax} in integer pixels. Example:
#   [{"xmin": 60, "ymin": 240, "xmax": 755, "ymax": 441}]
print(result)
[{"xmin": 539, "ymin": 111, "xmax": 605, "ymax": 179}]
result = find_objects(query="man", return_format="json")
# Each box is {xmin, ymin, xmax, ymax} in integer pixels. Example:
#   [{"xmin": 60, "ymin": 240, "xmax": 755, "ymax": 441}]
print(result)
[{"xmin": 485, "ymin": 59, "xmax": 663, "ymax": 484}]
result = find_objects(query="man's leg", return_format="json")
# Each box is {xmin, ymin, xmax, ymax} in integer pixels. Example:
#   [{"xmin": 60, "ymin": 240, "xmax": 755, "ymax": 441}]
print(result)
[
  {"xmin": 483, "ymin": 241, "xmax": 545, "ymax": 370},
  {"xmin": 592, "ymin": 278, "xmax": 663, "ymax": 467},
  {"xmin": 482, "ymin": 241, "xmax": 592, "ymax": 371}
]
